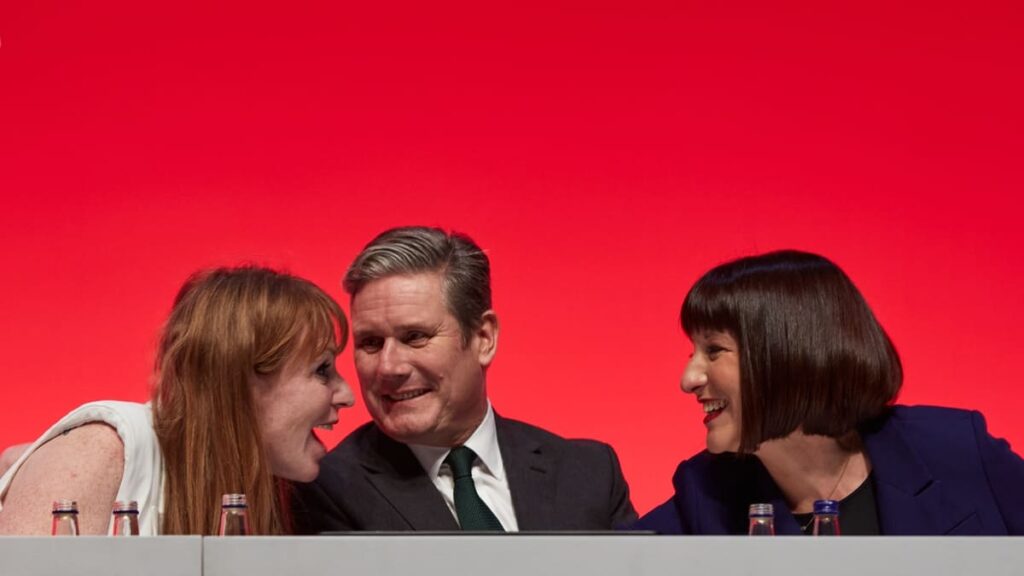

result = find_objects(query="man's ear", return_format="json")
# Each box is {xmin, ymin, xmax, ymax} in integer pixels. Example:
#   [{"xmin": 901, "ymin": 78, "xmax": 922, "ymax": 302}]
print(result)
[{"xmin": 474, "ymin": 310, "xmax": 499, "ymax": 367}]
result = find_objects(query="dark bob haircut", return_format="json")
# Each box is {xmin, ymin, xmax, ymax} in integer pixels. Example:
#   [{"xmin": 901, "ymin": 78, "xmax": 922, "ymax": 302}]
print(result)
[{"xmin": 681, "ymin": 250, "xmax": 902, "ymax": 453}]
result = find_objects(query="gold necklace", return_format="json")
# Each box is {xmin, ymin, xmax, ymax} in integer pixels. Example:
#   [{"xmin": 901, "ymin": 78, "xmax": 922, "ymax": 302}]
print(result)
[{"xmin": 800, "ymin": 453, "xmax": 852, "ymax": 532}]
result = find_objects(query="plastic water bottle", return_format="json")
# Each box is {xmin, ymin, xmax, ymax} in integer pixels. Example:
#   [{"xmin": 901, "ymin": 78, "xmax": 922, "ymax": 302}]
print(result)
[
  {"xmin": 812, "ymin": 499, "xmax": 841, "ymax": 536},
  {"xmin": 111, "ymin": 500, "xmax": 140, "ymax": 536},
  {"xmin": 51, "ymin": 499, "xmax": 80, "ymax": 536},
  {"xmin": 748, "ymin": 503, "xmax": 775, "ymax": 536},
  {"xmin": 218, "ymin": 493, "xmax": 250, "ymax": 536}
]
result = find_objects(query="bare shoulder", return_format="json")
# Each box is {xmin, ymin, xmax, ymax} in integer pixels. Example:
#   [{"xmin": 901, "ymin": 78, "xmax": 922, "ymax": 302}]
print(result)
[
  {"xmin": 0, "ymin": 443, "xmax": 31, "ymax": 477},
  {"xmin": 0, "ymin": 423, "xmax": 125, "ymax": 535}
]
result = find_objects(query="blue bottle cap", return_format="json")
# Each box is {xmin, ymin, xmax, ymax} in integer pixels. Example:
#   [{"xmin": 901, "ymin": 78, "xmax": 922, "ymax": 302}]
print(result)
[{"xmin": 813, "ymin": 499, "xmax": 839, "ymax": 515}]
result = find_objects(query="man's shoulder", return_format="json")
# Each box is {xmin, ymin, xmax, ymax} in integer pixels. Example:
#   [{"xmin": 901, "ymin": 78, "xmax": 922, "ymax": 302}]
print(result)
[
  {"xmin": 495, "ymin": 415, "xmax": 616, "ymax": 457},
  {"xmin": 336, "ymin": 420, "xmax": 382, "ymax": 446},
  {"xmin": 318, "ymin": 415, "xmax": 623, "ymax": 476},
  {"xmin": 322, "ymin": 421, "xmax": 383, "ymax": 462},
  {"xmin": 491, "ymin": 412, "xmax": 618, "ymax": 467}
]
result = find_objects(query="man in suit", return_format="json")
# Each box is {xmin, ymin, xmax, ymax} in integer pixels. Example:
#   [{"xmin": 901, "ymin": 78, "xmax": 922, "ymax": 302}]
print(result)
[{"xmin": 295, "ymin": 226, "xmax": 637, "ymax": 532}]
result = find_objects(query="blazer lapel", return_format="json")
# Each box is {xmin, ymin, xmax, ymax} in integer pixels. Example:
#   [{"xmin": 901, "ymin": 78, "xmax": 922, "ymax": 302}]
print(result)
[
  {"xmin": 864, "ymin": 417, "xmax": 977, "ymax": 535},
  {"xmin": 360, "ymin": 427, "xmax": 460, "ymax": 530},
  {"xmin": 496, "ymin": 414, "xmax": 558, "ymax": 530},
  {"xmin": 692, "ymin": 454, "xmax": 802, "ymax": 535},
  {"xmin": 751, "ymin": 460, "xmax": 804, "ymax": 535}
]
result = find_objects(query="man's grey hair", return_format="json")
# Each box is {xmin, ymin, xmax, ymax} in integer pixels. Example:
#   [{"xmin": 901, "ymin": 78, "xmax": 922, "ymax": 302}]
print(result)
[{"xmin": 344, "ymin": 226, "xmax": 492, "ymax": 340}]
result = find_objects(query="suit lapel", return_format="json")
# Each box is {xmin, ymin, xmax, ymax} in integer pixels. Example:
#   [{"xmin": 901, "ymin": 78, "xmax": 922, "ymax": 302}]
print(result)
[
  {"xmin": 496, "ymin": 414, "xmax": 558, "ymax": 530},
  {"xmin": 863, "ymin": 416, "xmax": 977, "ymax": 535},
  {"xmin": 360, "ymin": 427, "xmax": 460, "ymax": 530}
]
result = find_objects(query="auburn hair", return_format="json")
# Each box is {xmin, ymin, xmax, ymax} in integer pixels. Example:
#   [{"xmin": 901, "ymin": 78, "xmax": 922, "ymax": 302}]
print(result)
[{"xmin": 152, "ymin": 266, "xmax": 346, "ymax": 534}]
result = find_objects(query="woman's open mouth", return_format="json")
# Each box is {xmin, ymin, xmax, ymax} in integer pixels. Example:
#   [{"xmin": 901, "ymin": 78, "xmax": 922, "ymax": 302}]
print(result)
[{"xmin": 702, "ymin": 399, "xmax": 728, "ymax": 424}]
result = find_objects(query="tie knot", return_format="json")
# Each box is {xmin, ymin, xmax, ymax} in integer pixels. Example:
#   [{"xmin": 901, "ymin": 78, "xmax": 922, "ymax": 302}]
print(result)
[{"xmin": 445, "ymin": 446, "xmax": 477, "ymax": 479}]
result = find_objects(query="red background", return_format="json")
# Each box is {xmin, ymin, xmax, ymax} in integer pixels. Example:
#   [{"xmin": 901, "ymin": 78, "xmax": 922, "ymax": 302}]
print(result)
[{"xmin": 2, "ymin": 1, "xmax": 1022, "ymax": 514}]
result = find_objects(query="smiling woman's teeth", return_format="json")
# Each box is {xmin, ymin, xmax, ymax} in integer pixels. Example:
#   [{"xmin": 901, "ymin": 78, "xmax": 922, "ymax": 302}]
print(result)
[{"xmin": 703, "ymin": 400, "xmax": 728, "ymax": 413}]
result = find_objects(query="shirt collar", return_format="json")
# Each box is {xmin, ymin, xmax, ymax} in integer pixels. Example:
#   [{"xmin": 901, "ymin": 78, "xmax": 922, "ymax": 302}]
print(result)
[{"xmin": 408, "ymin": 401, "xmax": 505, "ymax": 481}]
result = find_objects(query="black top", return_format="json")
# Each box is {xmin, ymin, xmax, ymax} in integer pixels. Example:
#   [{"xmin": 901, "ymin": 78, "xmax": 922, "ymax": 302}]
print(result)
[{"xmin": 793, "ymin": 473, "xmax": 881, "ymax": 535}]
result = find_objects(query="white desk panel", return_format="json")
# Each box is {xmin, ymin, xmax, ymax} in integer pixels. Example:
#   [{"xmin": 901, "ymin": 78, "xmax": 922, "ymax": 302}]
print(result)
[
  {"xmin": 0, "ymin": 536, "xmax": 202, "ymax": 576},
  {"xmin": 203, "ymin": 535, "xmax": 1024, "ymax": 576}
]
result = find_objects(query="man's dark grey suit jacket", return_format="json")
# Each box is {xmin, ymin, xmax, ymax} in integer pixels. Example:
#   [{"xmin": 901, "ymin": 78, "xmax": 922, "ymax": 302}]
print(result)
[{"xmin": 294, "ymin": 414, "xmax": 638, "ymax": 531}]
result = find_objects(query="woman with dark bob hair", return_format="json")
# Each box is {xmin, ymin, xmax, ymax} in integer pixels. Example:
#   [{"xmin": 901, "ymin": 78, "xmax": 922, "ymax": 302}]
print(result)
[
  {"xmin": 0, "ymin": 266, "xmax": 355, "ymax": 534},
  {"xmin": 636, "ymin": 250, "xmax": 1024, "ymax": 535}
]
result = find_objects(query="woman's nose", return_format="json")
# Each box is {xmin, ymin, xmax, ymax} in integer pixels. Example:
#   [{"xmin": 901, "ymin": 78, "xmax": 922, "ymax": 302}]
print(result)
[
  {"xmin": 681, "ymin": 357, "xmax": 708, "ymax": 394},
  {"xmin": 333, "ymin": 376, "xmax": 356, "ymax": 408}
]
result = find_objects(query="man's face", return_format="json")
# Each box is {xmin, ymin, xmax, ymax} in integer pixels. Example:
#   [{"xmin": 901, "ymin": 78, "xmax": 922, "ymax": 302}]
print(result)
[{"xmin": 350, "ymin": 271, "xmax": 497, "ymax": 447}]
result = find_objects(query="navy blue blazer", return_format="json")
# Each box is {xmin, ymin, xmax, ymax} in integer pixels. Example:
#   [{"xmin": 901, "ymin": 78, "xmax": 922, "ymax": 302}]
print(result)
[{"xmin": 636, "ymin": 406, "xmax": 1024, "ymax": 535}]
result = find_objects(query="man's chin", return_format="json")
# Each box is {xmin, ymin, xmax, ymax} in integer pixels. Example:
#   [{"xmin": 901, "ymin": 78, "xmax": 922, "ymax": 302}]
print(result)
[{"xmin": 376, "ymin": 417, "xmax": 434, "ymax": 445}]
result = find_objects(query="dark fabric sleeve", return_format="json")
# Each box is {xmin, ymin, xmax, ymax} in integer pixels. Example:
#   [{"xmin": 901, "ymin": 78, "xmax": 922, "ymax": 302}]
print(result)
[
  {"xmin": 972, "ymin": 410, "xmax": 1024, "ymax": 535},
  {"xmin": 633, "ymin": 497, "xmax": 685, "ymax": 534},
  {"xmin": 290, "ymin": 479, "xmax": 355, "ymax": 534},
  {"xmin": 605, "ymin": 443, "xmax": 639, "ymax": 528}
]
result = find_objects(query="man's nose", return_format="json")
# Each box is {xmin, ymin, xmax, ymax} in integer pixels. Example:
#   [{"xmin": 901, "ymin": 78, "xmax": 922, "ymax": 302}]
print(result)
[
  {"xmin": 681, "ymin": 356, "xmax": 708, "ymax": 394},
  {"xmin": 378, "ymin": 339, "xmax": 411, "ymax": 379}
]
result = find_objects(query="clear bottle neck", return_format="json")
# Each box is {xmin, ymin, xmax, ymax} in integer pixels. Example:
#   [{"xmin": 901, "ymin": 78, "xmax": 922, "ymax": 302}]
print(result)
[
  {"xmin": 51, "ymin": 513, "xmax": 79, "ymax": 536},
  {"xmin": 813, "ymin": 514, "xmax": 841, "ymax": 536},
  {"xmin": 747, "ymin": 503, "xmax": 775, "ymax": 536},
  {"xmin": 51, "ymin": 499, "xmax": 79, "ymax": 536},
  {"xmin": 218, "ymin": 494, "xmax": 250, "ymax": 536},
  {"xmin": 748, "ymin": 516, "xmax": 775, "ymax": 536},
  {"xmin": 218, "ymin": 508, "xmax": 250, "ymax": 536},
  {"xmin": 112, "ymin": 511, "xmax": 141, "ymax": 536},
  {"xmin": 111, "ymin": 500, "xmax": 140, "ymax": 536}
]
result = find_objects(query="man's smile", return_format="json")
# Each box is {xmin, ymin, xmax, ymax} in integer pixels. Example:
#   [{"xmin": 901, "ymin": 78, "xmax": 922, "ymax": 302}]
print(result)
[{"xmin": 384, "ymin": 389, "xmax": 431, "ymax": 402}]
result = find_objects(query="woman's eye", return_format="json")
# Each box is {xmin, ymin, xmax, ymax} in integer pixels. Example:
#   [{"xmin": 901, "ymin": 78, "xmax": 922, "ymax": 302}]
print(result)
[
  {"xmin": 706, "ymin": 345, "xmax": 725, "ymax": 359},
  {"xmin": 315, "ymin": 361, "xmax": 332, "ymax": 380}
]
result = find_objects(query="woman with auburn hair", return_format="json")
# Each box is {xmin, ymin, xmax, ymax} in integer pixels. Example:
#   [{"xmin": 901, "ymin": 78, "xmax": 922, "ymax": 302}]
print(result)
[
  {"xmin": 0, "ymin": 266, "xmax": 355, "ymax": 535},
  {"xmin": 637, "ymin": 250, "xmax": 1024, "ymax": 535}
]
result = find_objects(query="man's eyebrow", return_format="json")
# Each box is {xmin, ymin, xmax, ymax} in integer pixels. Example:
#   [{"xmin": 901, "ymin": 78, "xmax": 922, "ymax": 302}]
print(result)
[
  {"xmin": 394, "ymin": 322, "xmax": 435, "ymax": 333},
  {"xmin": 352, "ymin": 322, "xmax": 428, "ymax": 337},
  {"xmin": 351, "ymin": 328, "xmax": 377, "ymax": 339}
]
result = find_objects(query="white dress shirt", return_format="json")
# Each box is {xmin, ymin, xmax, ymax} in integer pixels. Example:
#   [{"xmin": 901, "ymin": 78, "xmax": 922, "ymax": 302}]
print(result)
[{"xmin": 408, "ymin": 402, "xmax": 519, "ymax": 531}]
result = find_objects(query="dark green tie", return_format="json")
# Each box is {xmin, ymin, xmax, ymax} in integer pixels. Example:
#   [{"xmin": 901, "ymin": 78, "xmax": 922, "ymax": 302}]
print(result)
[{"xmin": 444, "ymin": 446, "xmax": 505, "ymax": 531}]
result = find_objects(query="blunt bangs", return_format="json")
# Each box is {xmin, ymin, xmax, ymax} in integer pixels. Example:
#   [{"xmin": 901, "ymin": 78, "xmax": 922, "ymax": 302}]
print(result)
[
  {"xmin": 681, "ymin": 263, "xmax": 753, "ymax": 338},
  {"xmin": 253, "ymin": 272, "xmax": 348, "ymax": 375},
  {"xmin": 293, "ymin": 287, "xmax": 348, "ymax": 363}
]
